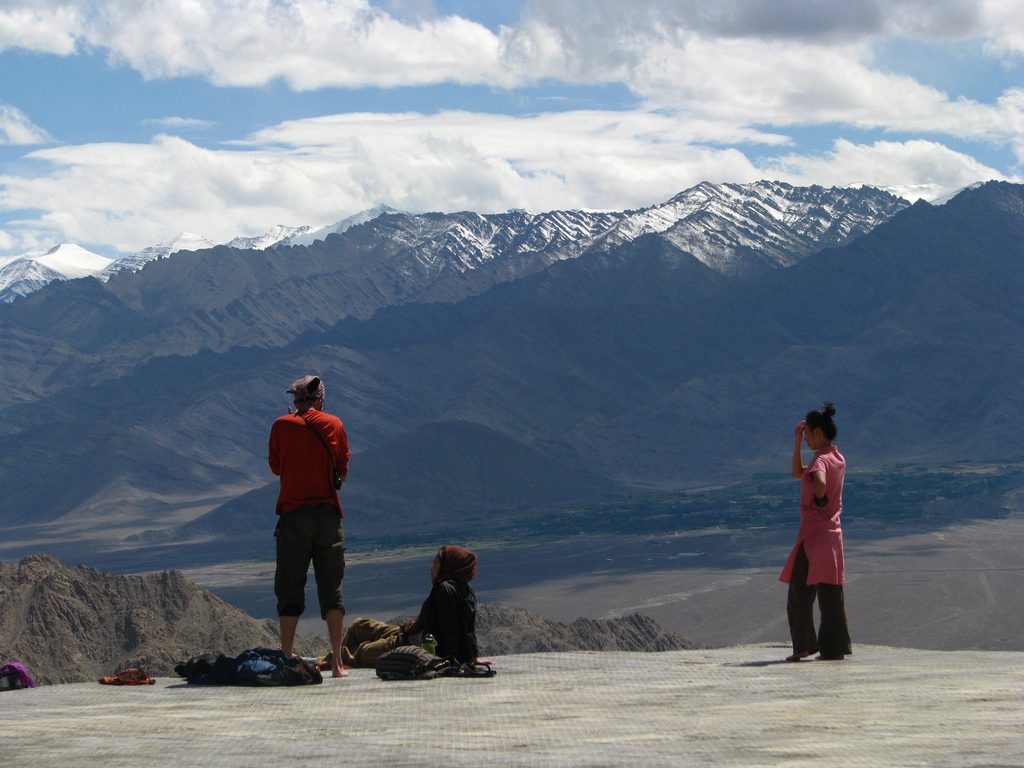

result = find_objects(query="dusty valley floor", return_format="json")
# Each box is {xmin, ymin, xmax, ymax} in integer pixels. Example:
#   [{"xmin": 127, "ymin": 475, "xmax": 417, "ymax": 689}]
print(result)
[{"xmin": 181, "ymin": 514, "xmax": 1024, "ymax": 652}]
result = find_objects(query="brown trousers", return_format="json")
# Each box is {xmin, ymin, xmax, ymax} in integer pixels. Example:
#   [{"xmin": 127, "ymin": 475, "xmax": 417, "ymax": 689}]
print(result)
[
  {"xmin": 787, "ymin": 544, "xmax": 852, "ymax": 659},
  {"xmin": 340, "ymin": 618, "xmax": 403, "ymax": 667}
]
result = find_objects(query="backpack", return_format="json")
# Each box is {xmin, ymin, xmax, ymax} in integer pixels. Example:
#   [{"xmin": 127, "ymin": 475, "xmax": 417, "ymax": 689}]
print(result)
[
  {"xmin": 175, "ymin": 653, "xmax": 237, "ymax": 685},
  {"xmin": 0, "ymin": 663, "xmax": 36, "ymax": 690},
  {"xmin": 232, "ymin": 648, "xmax": 323, "ymax": 686},
  {"xmin": 375, "ymin": 646, "xmax": 459, "ymax": 681}
]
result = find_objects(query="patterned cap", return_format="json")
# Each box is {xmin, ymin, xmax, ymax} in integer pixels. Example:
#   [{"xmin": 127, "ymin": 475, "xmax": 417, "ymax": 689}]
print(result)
[{"xmin": 286, "ymin": 374, "xmax": 325, "ymax": 403}]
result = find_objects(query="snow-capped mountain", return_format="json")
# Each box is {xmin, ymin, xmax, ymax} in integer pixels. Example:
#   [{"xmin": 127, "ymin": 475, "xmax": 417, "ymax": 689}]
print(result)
[
  {"xmin": 0, "ymin": 244, "xmax": 114, "ymax": 303},
  {"xmin": 97, "ymin": 207, "xmax": 401, "ymax": 285},
  {"xmin": 278, "ymin": 205, "xmax": 402, "ymax": 248},
  {"xmin": 2, "ymin": 183, "xmax": 909, "ymax": 302},
  {"xmin": 930, "ymin": 182, "xmax": 986, "ymax": 206},
  {"xmin": 226, "ymin": 224, "xmax": 315, "ymax": 251},
  {"xmin": 103, "ymin": 232, "xmax": 218, "ymax": 279},
  {"xmin": 601, "ymin": 181, "xmax": 909, "ymax": 274},
  {"xmin": 323, "ymin": 182, "xmax": 907, "ymax": 287},
  {"xmin": 370, "ymin": 207, "xmax": 624, "ymax": 281}
]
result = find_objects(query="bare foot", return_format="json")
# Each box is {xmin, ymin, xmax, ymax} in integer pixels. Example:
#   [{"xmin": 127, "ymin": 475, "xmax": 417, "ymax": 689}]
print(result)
[
  {"xmin": 331, "ymin": 665, "xmax": 348, "ymax": 678},
  {"xmin": 786, "ymin": 651, "xmax": 812, "ymax": 662}
]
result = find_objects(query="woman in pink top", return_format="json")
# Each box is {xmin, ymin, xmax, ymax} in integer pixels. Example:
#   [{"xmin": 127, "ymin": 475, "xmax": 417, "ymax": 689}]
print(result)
[{"xmin": 779, "ymin": 403, "xmax": 852, "ymax": 661}]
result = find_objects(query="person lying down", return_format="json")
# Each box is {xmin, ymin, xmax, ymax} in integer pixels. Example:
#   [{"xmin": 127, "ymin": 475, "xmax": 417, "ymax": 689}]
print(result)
[{"xmin": 340, "ymin": 544, "xmax": 493, "ymax": 671}]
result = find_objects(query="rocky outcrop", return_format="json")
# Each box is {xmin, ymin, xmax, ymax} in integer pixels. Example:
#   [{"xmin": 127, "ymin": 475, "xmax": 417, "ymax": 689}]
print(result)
[
  {"xmin": 0, "ymin": 553, "xmax": 318, "ymax": 684},
  {"xmin": 386, "ymin": 603, "xmax": 700, "ymax": 656},
  {"xmin": 475, "ymin": 604, "xmax": 701, "ymax": 654}
]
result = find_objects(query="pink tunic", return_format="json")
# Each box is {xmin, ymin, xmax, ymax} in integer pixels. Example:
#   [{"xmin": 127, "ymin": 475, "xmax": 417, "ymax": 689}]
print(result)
[{"xmin": 779, "ymin": 445, "xmax": 846, "ymax": 586}]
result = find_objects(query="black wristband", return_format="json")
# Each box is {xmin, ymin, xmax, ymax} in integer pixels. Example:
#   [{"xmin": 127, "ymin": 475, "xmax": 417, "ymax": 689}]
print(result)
[{"xmin": 813, "ymin": 494, "xmax": 829, "ymax": 508}]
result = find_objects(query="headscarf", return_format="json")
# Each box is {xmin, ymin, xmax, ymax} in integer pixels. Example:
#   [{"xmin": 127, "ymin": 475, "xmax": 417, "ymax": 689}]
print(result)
[
  {"xmin": 287, "ymin": 374, "xmax": 326, "ymax": 406},
  {"xmin": 434, "ymin": 544, "xmax": 477, "ymax": 584}
]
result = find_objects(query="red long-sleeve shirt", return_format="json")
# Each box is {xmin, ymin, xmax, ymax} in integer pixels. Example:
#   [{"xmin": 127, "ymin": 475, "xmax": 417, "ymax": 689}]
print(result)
[{"xmin": 268, "ymin": 409, "xmax": 350, "ymax": 515}]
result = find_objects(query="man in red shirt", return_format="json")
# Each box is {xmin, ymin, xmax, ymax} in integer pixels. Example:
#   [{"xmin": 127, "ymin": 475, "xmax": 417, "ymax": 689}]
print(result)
[{"xmin": 268, "ymin": 374, "xmax": 350, "ymax": 678}]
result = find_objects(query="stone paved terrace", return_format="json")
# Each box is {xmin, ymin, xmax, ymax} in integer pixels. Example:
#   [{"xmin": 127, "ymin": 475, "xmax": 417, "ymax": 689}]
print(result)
[{"xmin": 2, "ymin": 645, "xmax": 1021, "ymax": 767}]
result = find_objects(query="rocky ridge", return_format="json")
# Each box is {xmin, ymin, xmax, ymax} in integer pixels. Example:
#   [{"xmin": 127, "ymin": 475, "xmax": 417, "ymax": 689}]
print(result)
[
  {"xmin": 3, "ymin": 181, "xmax": 906, "ymax": 308},
  {"xmin": 605, "ymin": 180, "xmax": 908, "ymax": 274},
  {"xmin": 475, "ymin": 604, "xmax": 700, "ymax": 654},
  {"xmin": 0, "ymin": 554, "xmax": 698, "ymax": 685},
  {"xmin": 0, "ymin": 181, "xmax": 907, "ymax": 404},
  {"xmin": 100, "ymin": 232, "xmax": 217, "ymax": 279},
  {"xmin": 0, "ymin": 554, "xmax": 312, "ymax": 684}
]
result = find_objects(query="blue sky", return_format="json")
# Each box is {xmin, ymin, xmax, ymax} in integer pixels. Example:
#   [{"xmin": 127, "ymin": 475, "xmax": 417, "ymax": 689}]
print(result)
[{"xmin": 0, "ymin": 0, "xmax": 1022, "ymax": 258}]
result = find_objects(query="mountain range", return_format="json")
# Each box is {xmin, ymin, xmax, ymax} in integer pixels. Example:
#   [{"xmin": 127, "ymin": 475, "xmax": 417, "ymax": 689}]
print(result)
[
  {"xmin": 1, "ymin": 180, "xmax": 1020, "ymax": 570},
  {"xmin": 0, "ymin": 205, "xmax": 405, "ymax": 303}
]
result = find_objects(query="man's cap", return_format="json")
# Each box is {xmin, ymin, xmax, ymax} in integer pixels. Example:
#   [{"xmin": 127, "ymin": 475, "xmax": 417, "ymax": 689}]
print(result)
[{"xmin": 287, "ymin": 374, "xmax": 325, "ymax": 403}]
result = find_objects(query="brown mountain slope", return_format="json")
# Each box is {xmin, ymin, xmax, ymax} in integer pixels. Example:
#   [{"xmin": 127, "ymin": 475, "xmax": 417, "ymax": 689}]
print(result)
[{"xmin": 0, "ymin": 553, "xmax": 317, "ymax": 684}]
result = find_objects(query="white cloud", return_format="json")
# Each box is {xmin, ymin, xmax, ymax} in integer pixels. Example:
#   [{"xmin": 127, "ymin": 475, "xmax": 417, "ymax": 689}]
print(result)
[
  {"xmin": 765, "ymin": 138, "xmax": 1009, "ymax": 201},
  {"xmin": 617, "ymin": 36, "xmax": 1024, "ymax": 142},
  {"xmin": 0, "ymin": 110, "xmax": 770, "ymax": 253},
  {"xmin": 140, "ymin": 117, "xmax": 216, "ymax": 130},
  {"xmin": 3, "ymin": 108, "xmax": 1008, "ymax": 257},
  {"xmin": 0, "ymin": 104, "xmax": 53, "ymax": 145},
  {"xmin": 0, "ymin": 0, "xmax": 507, "ymax": 89},
  {"xmin": 0, "ymin": 6, "xmax": 78, "ymax": 55},
  {"xmin": 980, "ymin": 0, "xmax": 1024, "ymax": 56},
  {"xmin": 0, "ymin": 1, "xmax": 1018, "ymax": 148},
  {"xmin": 503, "ymin": 4, "xmax": 1024, "ymax": 145},
  {"xmin": 0, "ymin": 1, "xmax": 1013, "ymax": 89}
]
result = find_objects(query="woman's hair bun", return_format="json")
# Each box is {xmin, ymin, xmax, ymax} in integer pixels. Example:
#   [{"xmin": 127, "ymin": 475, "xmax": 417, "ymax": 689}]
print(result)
[{"xmin": 805, "ymin": 402, "xmax": 838, "ymax": 440}]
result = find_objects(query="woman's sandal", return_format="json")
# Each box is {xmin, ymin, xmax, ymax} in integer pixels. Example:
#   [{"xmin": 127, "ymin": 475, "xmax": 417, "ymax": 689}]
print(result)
[{"xmin": 460, "ymin": 662, "xmax": 496, "ymax": 677}]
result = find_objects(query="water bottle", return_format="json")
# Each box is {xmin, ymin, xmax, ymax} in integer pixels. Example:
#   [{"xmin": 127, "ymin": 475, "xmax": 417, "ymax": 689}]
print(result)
[{"xmin": 422, "ymin": 633, "xmax": 437, "ymax": 655}]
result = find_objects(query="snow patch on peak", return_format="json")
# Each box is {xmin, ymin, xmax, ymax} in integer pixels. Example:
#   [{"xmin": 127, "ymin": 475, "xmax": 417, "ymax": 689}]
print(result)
[
  {"xmin": 227, "ymin": 225, "xmax": 314, "ymax": 251},
  {"xmin": 0, "ymin": 243, "xmax": 114, "ymax": 303},
  {"xmin": 37, "ymin": 244, "xmax": 114, "ymax": 277},
  {"xmin": 930, "ymin": 182, "xmax": 986, "ymax": 206},
  {"xmin": 602, "ymin": 180, "xmax": 910, "ymax": 275},
  {"xmin": 280, "ymin": 205, "xmax": 401, "ymax": 248},
  {"xmin": 104, "ymin": 232, "xmax": 218, "ymax": 278},
  {"xmin": 169, "ymin": 232, "xmax": 218, "ymax": 252}
]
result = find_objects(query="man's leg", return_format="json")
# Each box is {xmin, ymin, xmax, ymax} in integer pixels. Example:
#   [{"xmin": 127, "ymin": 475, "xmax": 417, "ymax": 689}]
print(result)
[
  {"xmin": 311, "ymin": 508, "xmax": 347, "ymax": 678},
  {"xmin": 279, "ymin": 615, "xmax": 300, "ymax": 657},
  {"xmin": 274, "ymin": 513, "xmax": 311, "ymax": 657},
  {"xmin": 325, "ymin": 608, "xmax": 347, "ymax": 677}
]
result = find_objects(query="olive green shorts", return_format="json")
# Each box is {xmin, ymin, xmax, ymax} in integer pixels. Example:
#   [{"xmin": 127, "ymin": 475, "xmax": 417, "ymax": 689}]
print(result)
[{"xmin": 274, "ymin": 504, "xmax": 345, "ymax": 619}]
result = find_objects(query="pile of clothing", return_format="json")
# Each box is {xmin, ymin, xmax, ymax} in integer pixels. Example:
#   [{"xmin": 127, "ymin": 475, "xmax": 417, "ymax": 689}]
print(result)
[{"xmin": 174, "ymin": 648, "xmax": 323, "ymax": 686}]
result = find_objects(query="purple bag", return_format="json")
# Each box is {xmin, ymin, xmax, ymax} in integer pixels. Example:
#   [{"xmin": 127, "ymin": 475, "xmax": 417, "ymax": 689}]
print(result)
[{"xmin": 0, "ymin": 663, "xmax": 37, "ymax": 690}]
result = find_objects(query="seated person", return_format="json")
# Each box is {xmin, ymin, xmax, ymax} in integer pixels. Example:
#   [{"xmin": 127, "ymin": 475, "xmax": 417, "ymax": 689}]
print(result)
[{"xmin": 340, "ymin": 544, "xmax": 489, "ymax": 669}]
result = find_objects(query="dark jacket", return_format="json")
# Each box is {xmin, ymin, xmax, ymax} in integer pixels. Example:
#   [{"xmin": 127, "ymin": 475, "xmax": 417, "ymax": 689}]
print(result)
[{"xmin": 414, "ymin": 578, "xmax": 478, "ymax": 664}]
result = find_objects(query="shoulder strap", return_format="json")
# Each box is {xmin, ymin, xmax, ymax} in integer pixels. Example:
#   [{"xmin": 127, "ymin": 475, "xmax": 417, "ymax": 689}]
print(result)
[{"xmin": 298, "ymin": 413, "xmax": 339, "ymax": 480}]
